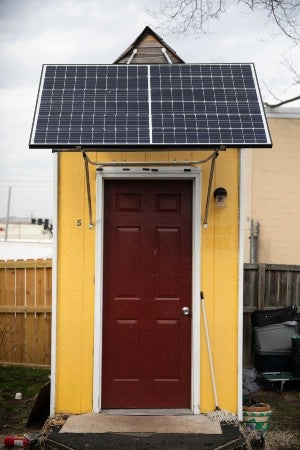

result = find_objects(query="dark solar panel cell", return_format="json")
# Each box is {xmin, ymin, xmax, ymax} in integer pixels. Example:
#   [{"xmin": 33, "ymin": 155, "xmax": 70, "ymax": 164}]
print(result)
[
  {"xmin": 139, "ymin": 116, "xmax": 148, "ymax": 126},
  {"xmin": 151, "ymin": 76, "xmax": 161, "ymax": 88},
  {"xmin": 162, "ymin": 131, "xmax": 174, "ymax": 143},
  {"xmin": 173, "ymin": 116, "xmax": 186, "ymax": 127},
  {"xmin": 152, "ymin": 116, "xmax": 162, "ymax": 127},
  {"xmin": 161, "ymin": 89, "xmax": 172, "ymax": 101},
  {"xmin": 190, "ymin": 66, "xmax": 200, "ymax": 76},
  {"xmin": 55, "ymin": 67, "xmax": 66, "ymax": 77},
  {"xmin": 247, "ymin": 90, "xmax": 258, "ymax": 101},
  {"xmin": 160, "ymin": 77, "xmax": 171, "ymax": 88},
  {"xmin": 185, "ymin": 116, "xmax": 196, "ymax": 128},
  {"xmin": 212, "ymin": 78, "xmax": 224, "ymax": 88},
  {"xmin": 231, "ymin": 66, "xmax": 243, "ymax": 76},
  {"xmin": 173, "ymin": 101, "xmax": 184, "ymax": 114},
  {"xmin": 43, "ymin": 80, "xmax": 55, "ymax": 89},
  {"xmin": 161, "ymin": 103, "xmax": 173, "ymax": 114},
  {"xmin": 174, "ymin": 130, "xmax": 187, "ymax": 143},
  {"xmin": 180, "ymin": 66, "xmax": 191, "ymax": 76},
  {"xmin": 76, "ymin": 67, "xmax": 87, "ymax": 77},
  {"xmin": 186, "ymin": 130, "xmax": 198, "ymax": 142},
  {"xmin": 162, "ymin": 117, "xmax": 174, "ymax": 128},
  {"xmin": 182, "ymin": 90, "xmax": 194, "ymax": 101},
  {"xmin": 66, "ymin": 67, "xmax": 76, "ymax": 76},
  {"xmin": 214, "ymin": 90, "xmax": 226, "ymax": 101},
  {"xmin": 87, "ymin": 67, "xmax": 97, "ymax": 75},
  {"xmin": 45, "ymin": 67, "xmax": 56, "ymax": 76}
]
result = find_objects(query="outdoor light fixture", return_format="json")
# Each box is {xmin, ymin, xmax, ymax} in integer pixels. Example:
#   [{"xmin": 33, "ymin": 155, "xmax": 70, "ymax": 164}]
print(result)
[{"xmin": 214, "ymin": 187, "xmax": 227, "ymax": 208}]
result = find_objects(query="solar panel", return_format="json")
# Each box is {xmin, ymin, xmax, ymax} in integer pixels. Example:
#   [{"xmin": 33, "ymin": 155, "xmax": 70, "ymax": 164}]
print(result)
[{"xmin": 29, "ymin": 64, "xmax": 271, "ymax": 149}]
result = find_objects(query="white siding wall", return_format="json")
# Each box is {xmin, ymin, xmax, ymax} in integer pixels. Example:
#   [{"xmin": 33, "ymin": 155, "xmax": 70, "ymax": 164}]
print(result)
[{"xmin": 244, "ymin": 109, "xmax": 300, "ymax": 264}]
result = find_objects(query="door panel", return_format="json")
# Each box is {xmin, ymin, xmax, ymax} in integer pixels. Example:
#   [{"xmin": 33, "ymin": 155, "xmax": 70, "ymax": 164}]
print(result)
[
  {"xmin": 155, "ymin": 227, "xmax": 180, "ymax": 299},
  {"xmin": 115, "ymin": 227, "xmax": 141, "ymax": 298},
  {"xmin": 102, "ymin": 180, "xmax": 192, "ymax": 408}
]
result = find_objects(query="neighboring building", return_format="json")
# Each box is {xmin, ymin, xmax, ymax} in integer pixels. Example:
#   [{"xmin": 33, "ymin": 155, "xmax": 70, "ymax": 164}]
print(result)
[
  {"xmin": 29, "ymin": 27, "xmax": 271, "ymax": 419},
  {"xmin": 0, "ymin": 220, "xmax": 53, "ymax": 259},
  {"xmin": 244, "ymin": 108, "xmax": 300, "ymax": 264}
]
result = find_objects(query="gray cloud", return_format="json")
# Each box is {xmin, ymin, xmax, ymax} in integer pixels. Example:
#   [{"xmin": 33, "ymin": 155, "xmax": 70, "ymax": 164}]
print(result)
[{"xmin": 0, "ymin": 0, "xmax": 299, "ymax": 218}]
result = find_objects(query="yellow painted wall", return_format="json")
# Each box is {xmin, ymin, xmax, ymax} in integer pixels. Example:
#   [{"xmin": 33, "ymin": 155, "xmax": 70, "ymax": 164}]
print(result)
[{"xmin": 56, "ymin": 148, "xmax": 239, "ymax": 414}]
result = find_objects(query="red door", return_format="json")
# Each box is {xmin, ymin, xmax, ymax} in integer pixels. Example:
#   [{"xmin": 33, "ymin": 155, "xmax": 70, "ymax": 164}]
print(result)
[{"xmin": 102, "ymin": 180, "xmax": 192, "ymax": 408}]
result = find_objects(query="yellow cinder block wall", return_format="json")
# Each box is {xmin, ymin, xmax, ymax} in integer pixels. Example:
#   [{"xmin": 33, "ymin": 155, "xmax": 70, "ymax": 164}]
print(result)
[{"xmin": 56, "ymin": 149, "xmax": 239, "ymax": 413}]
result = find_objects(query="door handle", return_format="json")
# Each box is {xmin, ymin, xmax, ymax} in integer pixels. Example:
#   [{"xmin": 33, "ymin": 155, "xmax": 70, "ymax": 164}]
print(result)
[{"xmin": 181, "ymin": 306, "xmax": 190, "ymax": 316}]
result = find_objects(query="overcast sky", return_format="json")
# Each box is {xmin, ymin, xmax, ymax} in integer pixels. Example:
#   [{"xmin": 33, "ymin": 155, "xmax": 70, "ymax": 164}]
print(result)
[{"xmin": 0, "ymin": 0, "xmax": 299, "ymax": 219}]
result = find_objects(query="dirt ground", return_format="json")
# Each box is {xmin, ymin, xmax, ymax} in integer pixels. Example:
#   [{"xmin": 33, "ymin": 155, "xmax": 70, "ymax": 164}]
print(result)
[
  {"xmin": 246, "ymin": 380, "xmax": 300, "ymax": 450},
  {"xmin": 0, "ymin": 366, "xmax": 299, "ymax": 449}
]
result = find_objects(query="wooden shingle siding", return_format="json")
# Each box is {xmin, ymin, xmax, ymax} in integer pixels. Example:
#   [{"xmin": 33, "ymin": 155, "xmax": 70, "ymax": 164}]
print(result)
[
  {"xmin": 117, "ymin": 48, "xmax": 180, "ymax": 64},
  {"xmin": 114, "ymin": 26, "xmax": 184, "ymax": 64}
]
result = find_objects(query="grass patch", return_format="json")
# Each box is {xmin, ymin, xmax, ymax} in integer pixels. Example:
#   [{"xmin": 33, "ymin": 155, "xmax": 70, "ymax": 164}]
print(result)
[{"xmin": 0, "ymin": 365, "xmax": 50, "ymax": 434}]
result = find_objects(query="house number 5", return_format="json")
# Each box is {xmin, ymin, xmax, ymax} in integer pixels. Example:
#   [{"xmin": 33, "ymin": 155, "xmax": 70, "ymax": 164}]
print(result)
[{"xmin": 77, "ymin": 220, "xmax": 82, "ymax": 226}]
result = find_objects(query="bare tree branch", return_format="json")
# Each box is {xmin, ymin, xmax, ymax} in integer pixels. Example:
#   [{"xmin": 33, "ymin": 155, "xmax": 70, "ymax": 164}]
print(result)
[
  {"xmin": 148, "ymin": 0, "xmax": 229, "ymax": 36},
  {"xmin": 264, "ymin": 94, "xmax": 300, "ymax": 107},
  {"xmin": 148, "ymin": 0, "xmax": 300, "ymax": 106},
  {"xmin": 283, "ymin": 57, "xmax": 300, "ymax": 84},
  {"xmin": 148, "ymin": 0, "xmax": 300, "ymax": 41},
  {"xmin": 262, "ymin": 80, "xmax": 283, "ymax": 103}
]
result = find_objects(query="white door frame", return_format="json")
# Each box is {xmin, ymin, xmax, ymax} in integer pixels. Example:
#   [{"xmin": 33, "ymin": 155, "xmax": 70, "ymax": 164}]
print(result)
[{"xmin": 93, "ymin": 166, "xmax": 201, "ymax": 414}]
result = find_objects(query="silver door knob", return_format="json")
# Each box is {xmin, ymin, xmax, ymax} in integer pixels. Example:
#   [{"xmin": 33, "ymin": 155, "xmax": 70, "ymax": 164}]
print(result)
[{"xmin": 181, "ymin": 306, "xmax": 190, "ymax": 316}]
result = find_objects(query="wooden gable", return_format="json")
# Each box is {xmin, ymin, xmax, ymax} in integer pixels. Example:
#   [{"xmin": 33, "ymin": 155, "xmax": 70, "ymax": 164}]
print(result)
[{"xmin": 114, "ymin": 26, "xmax": 184, "ymax": 64}]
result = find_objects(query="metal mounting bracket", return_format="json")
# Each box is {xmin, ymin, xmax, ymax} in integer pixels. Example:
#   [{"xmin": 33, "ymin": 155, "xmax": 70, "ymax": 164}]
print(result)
[
  {"xmin": 161, "ymin": 48, "xmax": 173, "ymax": 64},
  {"xmin": 202, "ymin": 147, "xmax": 226, "ymax": 228},
  {"xmin": 127, "ymin": 48, "xmax": 137, "ymax": 65}
]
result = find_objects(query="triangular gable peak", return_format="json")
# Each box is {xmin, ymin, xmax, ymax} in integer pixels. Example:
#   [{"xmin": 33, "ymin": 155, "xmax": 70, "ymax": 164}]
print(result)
[{"xmin": 114, "ymin": 26, "xmax": 184, "ymax": 64}]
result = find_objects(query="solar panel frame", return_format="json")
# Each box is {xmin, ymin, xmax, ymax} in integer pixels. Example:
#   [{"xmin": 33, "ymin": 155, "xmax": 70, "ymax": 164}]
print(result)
[{"xmin": 29, "ymin": 63, "xmax": 272, "ymax": 150}]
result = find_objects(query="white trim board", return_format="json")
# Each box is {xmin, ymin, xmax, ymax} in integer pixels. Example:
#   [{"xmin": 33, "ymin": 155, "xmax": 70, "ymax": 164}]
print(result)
[
  {"xmin": 238, "ymin": 149, "xmax": 245, "ymax": 421},
  {"xmin": 265, "ymin": 107, "xmax": 300, "ymax": 119},
  {"xmin": 50, "ymin": 153, "xmax": 59, "ymax": 417},
  {"xmin": 93, "ymin": 167, "xmax": 201, "ymax": 414}
]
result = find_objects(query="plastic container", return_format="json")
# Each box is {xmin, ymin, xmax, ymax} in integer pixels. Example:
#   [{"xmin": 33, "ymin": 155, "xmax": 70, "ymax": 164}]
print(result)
[
  {"xmin": 292, "ymin": 335, "xmax": 300, "ymax": 355},
  {"xmin": 4, "ymin": 436, "xmax": 30, "ymax": 447},
  {"xmin": 243, "ymin": 404, "xmax": 272, "ymax": 436},
  {"xmin": 253, "ymin": 322, "xmax": 297, "ymax": 351},
  {"xmin": 251, "ymin": 306, "xmax": 297, "ymax": 328},
  {"xmin": 292, "ymin": 355, "xmax": 300, "ymax": 377},
  {"xmin": 255, "ymin": 348, "xmax": 292, "ymax": 372}
]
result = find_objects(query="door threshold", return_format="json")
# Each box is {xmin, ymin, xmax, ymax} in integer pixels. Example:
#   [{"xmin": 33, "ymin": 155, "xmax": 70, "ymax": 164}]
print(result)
[{"xmin": 102, "ymin": 409, "xmax": 193, "ymax": 416}]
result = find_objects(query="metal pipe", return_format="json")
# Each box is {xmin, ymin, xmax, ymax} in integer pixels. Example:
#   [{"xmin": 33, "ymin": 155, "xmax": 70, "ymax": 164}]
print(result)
[
  {"xmin": 249, "ymin": 220, "xmax": 259, "ymax": 263},
  {"xmin": 81, "ymin": 147, "xmax": 223, "ymax": 230},
  {"xmin": 203, "ymin": 152, "xmax": 219, "ymax": 228},
  {"xmin": 83, "ymin": 153, "xmax": 94, "ymax": 228},
  {"xmin": 83, "ymin": 148, "xmax": 221, "ymax": 168}
]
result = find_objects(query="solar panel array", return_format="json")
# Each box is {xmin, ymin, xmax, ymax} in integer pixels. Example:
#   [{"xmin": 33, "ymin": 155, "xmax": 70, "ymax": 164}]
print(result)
[{"xmin": 29, "ymin": 64, "xmax": 271, "ymax": 149}]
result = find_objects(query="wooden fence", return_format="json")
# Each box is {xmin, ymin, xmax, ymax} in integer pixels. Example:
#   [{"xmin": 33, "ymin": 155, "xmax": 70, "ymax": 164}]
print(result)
[
  {"xmin": 1, "ymin": 259, "xmax": 299, "ymax": 367},
  {"xmin": 0, "ymin": 259, "xmax": 52, "ymax": 367},
  {"xmin": 243, "ymin": 263, "xmax": 300, "ymax": 365}
]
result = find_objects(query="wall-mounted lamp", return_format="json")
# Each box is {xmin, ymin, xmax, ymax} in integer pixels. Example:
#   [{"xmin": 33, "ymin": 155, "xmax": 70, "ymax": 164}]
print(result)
[{"xmin": 214, "ymin": 187, "xmax": 227, "ymax": 208}]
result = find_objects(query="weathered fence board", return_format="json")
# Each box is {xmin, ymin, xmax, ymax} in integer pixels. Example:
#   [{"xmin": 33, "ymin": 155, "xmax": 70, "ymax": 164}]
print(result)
[
  {"xmin": 243, "ymin": 263, "xmax": 300, "ymax": 365},
  {"xmin": 0, "ymin": 259, "xmax": 52, "ymax": 367}
]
